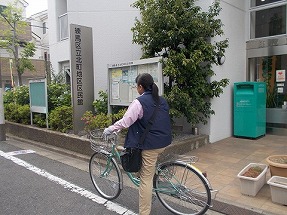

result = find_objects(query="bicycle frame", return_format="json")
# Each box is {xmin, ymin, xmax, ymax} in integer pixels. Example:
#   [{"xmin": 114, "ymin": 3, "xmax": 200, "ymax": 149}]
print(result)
[
  {"xmin": 103, "ymin": 137, "xmax": 212, "ymax": 195},
  {"xmin": 110, "ymin": 143, "xmax": 141, "ymax": 186}
]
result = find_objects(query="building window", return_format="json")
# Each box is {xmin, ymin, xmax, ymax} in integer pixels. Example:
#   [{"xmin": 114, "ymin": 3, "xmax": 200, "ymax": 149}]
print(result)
[
  {"xmin": 0, "ymin": 5, "xmax": 7, "ymax": 13},
  {"xmin": 251, "ymin": 0, "xmax": 283, "ymax": 7},
  {"xmin": 248, "ymin": 55, "xmax": 287, "ymax": 108},
  {"xmin": 64, "ymin": 68, "xmax": 71, "ymax": 85},
  {"xmin": 59, "ymin": 13, "xmax": 68, "ymax": 41},
  {"xmin": 43, "ymin": 22, "xmax": 46, "ymax": 34},
  {"xmin": 250, "ymin": 1, "xmax": 287, "ymax": 39}
]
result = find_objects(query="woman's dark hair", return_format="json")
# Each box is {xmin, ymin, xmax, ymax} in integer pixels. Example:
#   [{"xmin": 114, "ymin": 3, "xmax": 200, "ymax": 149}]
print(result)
[{"xmin": 135, "ymin": 73, "xmax": 159, "ymax": 102}]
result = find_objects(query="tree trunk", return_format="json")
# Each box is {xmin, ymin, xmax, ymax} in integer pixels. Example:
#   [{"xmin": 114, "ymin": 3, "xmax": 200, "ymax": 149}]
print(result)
[{"xmin": 17, "ymin": 70, "xmax": 23, "ymax": 86}]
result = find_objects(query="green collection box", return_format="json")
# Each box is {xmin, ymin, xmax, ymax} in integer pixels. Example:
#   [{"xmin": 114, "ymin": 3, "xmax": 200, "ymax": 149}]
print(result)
[{"xmin": 234, "ymin": 82, "xmax": 266, "ymax": 138}]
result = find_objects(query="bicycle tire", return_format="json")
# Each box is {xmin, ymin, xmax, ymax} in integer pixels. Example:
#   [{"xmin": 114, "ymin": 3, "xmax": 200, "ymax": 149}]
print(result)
[
  {"xmin": 89, "ymin": 151, "xmax": 122, "ymax": 200},
  {"xmin": 153, "ymin": 161, "xmax": 211, "ymax": 215}
]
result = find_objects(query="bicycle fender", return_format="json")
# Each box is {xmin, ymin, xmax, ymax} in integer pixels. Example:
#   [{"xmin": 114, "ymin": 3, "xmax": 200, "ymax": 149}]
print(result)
[{"xmin": 175, "ymin": 160, "xmax": 211, "ymax": 188}]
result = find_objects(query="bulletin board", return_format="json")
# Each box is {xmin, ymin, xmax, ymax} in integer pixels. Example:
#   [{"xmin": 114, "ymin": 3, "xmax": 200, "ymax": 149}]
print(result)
[
  {"xmin": 108, "ymin": 57, "xmax": 163, "ymax": 106},
  {"xmin": 29, "ymin": 78, "xmax": 48, "ymax": 128},
  {"xmin": 29, "ymin": 78, "xmax": 48, "ymax": 113}
]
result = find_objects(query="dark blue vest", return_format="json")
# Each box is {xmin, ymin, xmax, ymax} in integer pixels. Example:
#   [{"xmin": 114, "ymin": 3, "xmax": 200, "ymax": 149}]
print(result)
[{"xmin": 124, "ymin": 91, "xmax": 172, "ymax": 150}]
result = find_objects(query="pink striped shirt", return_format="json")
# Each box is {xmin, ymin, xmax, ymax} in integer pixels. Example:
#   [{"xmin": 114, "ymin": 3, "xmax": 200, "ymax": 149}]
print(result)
[{"xmin": 109, "ymin": 99, "xmax": 143, "ymax": 131}]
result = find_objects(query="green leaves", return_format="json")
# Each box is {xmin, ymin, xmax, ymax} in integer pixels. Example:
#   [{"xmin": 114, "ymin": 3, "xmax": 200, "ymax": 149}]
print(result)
[
  {"xmin": 0, "ymin": 1, "xmax": 36, "ymax": 85},
  {"xmin": 93, "ymin": 90, "xmax": 108, "ymax": 115},
  {"xmin": 49, "ymin": 106, "xmax": 73, "ymax": 133},
  {"xmin": 19, "ymin": 43, "xmax": 36, "ymax": 74},
  {"xmin": 47, "ymin": 83, "xmax": 71, "ymax": 111},
  {"xmin": 132, "ymin": 0, "xmax": 229, "ymax": 125},
  {"xmin": 3, "ymin": 83, "xmax": 72, "ymax": 132}
]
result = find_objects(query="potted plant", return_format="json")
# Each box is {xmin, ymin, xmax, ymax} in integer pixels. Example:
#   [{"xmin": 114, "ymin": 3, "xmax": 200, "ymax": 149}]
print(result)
[
  {"xmin": 267, "ymin": 176, "xmax": 287, "ymax": 205},
  {"xmin": 266, "ymin": 155, "xmax": 287, "ymax": 177},
  {"xmin": 237, "ymin": 163, "xmax": 268, "ymax": 196}
]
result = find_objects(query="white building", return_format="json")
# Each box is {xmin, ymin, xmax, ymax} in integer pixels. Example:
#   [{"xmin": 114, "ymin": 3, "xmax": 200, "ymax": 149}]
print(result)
[
  {"xmin": 48, "ymin": 0, "xmax": 141, "ymax": 87},
  {"xmin": 0, "ymin": 0, "xmax": 28, "ymax": 17},
  {"xmin": 0, "ymin": 0, "xmax": 29, "ymax": 61},
  {"xmin": 27, "ymin": 10, "xmax": 49, "ymax": 62},
  {"xmin": 0, "ymin": 0, "xmax": 46, "ymax": 87},
  {"xmin": 47, "ymin": 0, "xmax": 287, "ymax": 142}
]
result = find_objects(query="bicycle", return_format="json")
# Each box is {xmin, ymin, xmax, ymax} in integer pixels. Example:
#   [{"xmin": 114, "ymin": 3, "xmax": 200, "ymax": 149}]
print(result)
[{"xmin": 88, "ymin": 129, "xmax": 216, "ymax": 215}]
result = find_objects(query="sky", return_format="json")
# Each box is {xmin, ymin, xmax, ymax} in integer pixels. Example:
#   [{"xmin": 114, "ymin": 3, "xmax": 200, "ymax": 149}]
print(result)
[{"xmin": 25, "ymin": 0, "xmax": 48, "ymax": 17}]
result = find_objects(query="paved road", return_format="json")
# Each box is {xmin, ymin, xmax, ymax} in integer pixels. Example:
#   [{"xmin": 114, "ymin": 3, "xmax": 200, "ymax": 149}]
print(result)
[
  {"xmin": 1, "ymin": 142, "xmax": 125, "ymax": 214},
  {"xmin": 0, "ymin": 139, "xmax": 222, "ymax": 215}
]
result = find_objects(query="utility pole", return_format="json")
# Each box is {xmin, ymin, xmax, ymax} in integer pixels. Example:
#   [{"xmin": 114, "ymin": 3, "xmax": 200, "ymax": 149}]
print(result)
[
  {"xmin": 0, "ymin": 55, "xmax": 6, "ymax": 141},
  {"xmin": 0, "ymin": 10, "xmax": 14, "ymax": 141}
]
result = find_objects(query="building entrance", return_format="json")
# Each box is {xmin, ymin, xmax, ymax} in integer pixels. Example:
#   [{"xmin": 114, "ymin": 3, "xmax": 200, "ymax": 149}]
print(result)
[{"xmin": 248, "ymin": 54, "xmax": 287, "ymax": 135}]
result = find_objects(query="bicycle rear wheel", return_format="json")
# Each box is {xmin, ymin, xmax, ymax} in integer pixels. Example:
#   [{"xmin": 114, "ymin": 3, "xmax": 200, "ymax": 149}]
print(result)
[
  {"xmin": 153, "ymin": 161, "xmax": 211, "ymax": 215},
  {"xmin": 89, "ymin": 151, "xmax": 122, "ymax": 200}
]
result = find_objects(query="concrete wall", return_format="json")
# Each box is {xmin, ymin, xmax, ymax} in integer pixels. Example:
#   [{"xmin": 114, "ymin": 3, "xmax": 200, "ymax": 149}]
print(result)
[
  {"xmin": 199, "ymin": 0, "xmax": 248, "ymax": 143},
  {"xmin": 6, "ymin": 121, "xmax": 210, "ymax": 157},
  {"xmin": 6, "ymin": 121, "xmax": 94, "ymax": 156}
]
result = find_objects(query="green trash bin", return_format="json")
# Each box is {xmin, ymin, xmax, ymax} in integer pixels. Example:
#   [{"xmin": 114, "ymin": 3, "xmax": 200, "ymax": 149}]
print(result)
[{"xmin": 234, "ymin": 82, "xmax": 266, "ymax": 138}]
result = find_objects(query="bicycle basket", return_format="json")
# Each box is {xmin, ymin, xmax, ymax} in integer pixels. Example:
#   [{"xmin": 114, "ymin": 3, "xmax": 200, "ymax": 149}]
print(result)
[{"xmin": 89, "ymin": 129, "xmax": 113, "ymax": 152}]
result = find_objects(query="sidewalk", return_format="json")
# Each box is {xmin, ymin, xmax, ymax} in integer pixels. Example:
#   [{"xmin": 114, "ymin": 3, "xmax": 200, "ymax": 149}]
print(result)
[
  {"xmin": 6, "ymin": 134, "xmax": 287, "ymax": 215},
  {"xmin": 185, "ymin": 134, "xmax": 287, "ymax": 215}
]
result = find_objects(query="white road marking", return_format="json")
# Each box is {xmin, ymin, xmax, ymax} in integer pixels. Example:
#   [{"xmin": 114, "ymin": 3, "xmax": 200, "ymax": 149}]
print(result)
[
  {"xmin": 6, "ymin": 149, "xmax": 36, "ymax": 156},
  {"xmin": 0, "ymin": 150, "xmax": 137, "ymax": 215}
]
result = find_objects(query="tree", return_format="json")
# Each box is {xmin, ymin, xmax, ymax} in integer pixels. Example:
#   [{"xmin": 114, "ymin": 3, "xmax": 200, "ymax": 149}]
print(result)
[
  {"xmin": 131, "ymin": 0, "xmax": 229, "ymax": 125},
  {"xmin": 0, "ymin": 0, "xmax": 36, "ymax": 86}
]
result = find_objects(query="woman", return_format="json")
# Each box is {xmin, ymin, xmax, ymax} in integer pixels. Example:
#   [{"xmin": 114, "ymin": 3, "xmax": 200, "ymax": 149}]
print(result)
[{"xmin": 103, "ymin": 73, "xmax": 172, "ymax": 215}]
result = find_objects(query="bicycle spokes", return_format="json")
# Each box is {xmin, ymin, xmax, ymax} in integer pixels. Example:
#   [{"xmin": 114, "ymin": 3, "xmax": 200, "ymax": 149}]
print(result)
[{"xmin": 154, "ymin": 162, "xmax": 211, "ymax": 215}]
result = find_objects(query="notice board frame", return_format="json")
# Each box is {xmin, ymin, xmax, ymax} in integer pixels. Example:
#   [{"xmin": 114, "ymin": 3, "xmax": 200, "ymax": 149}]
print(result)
[
  {"xmin": 108, "ymin": 57, "xmax": 163, "ymax": 108},
  {"xmin": 29, "ymin": 78, "xmax": 48, "ymax": 128}
]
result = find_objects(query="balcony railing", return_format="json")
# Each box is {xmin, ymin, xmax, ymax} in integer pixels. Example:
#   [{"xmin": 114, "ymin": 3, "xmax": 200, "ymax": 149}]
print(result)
[{"xmin": 59, "ymin": 13, "xmax": 68, "ymax": 41}]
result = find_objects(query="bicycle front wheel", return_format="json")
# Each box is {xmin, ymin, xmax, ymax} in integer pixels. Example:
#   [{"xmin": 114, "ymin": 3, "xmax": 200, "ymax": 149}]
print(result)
[
  {"xmin": 154, "ymin": 161, "xmax": 211, "ymax": 215},
  {"xmin": 89, "ymin": 151, "xmax": 122, "ymax": 200}
]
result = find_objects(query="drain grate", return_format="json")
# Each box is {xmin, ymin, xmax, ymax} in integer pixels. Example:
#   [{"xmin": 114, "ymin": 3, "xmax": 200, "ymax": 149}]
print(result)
[{"xmin": 210, "ymin": 199, "xmax": 264, "ymax": 215}]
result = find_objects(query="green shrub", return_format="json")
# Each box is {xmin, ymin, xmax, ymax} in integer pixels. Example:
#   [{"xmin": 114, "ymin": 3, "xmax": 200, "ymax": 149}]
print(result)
[
  {"xmin": 81, "ymin": 111, "xmax": 112, "ymax": 131},
  {"xmin": 48, "ymin": 83, "xmax": 71, "ymax": 111},
  {"xmin": 3, "ymin": 83, "xmax": 72, "ymax": 132},
  {"xmin": 81, "ymin": 108, "xmax": 127, "ymax": 132},
  {"xmin": 18, "ymin": 105, "xmax": 31, "ymax": 124},
  {"xmin": 112, "ymin": 108, "xmax": 127, "ymax": 122},
  {"xmin": 33, "ymin": 113, "xmax": 47, "ymax": 128},
  {"xmin": 93, "ymin": 90, "xmax": 108, "ymax": 114},
  {"xmin": 49, "ymin": 106, "xmax": 73, "ymax": 133},
  {"xmin": 82, "ymin": 90, "xmax": 128, "ymax": 132},
  {"xmin": 4, "ymin": 103, "xmax": 30, "ymax": 124},
  {"xmin": 4, "ymin": 86, "xmax": 29, "ymax": 105},
  {"xmin": 92, "ymin": 90, "xmax": 126, "ymax": 115}
]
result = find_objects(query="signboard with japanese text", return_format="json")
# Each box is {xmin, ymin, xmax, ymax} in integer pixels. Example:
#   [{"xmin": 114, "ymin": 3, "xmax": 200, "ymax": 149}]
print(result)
[
  {"xmin": 108, "ymin": 57, "xmax": 163, "ymax": 107},
  {"xmin": 276, "ymin": 70, "xmax": 287, "ymax": 94},
  {"xmin": 70, "ymin": 24, "xmax": 94, "ymax": 134},
  {"xmin": 276, "ymin": 70, "xmax": 286, "ymax": 82}
]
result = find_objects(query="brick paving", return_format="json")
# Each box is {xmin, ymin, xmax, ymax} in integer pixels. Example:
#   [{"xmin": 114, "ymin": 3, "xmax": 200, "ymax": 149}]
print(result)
[{"xmin": 185, "ymin": 135, "xmax": 287, "ymax": 215}]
